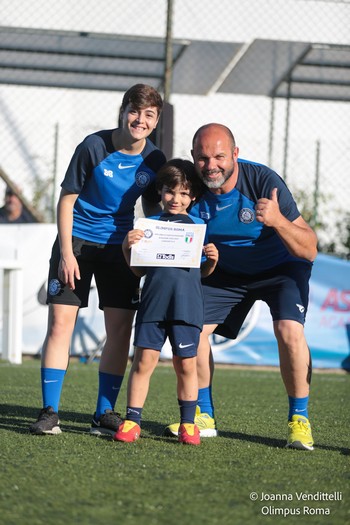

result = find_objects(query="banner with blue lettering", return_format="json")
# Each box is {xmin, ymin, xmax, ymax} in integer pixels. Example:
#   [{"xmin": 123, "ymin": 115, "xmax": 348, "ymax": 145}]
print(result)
[{"xmin": 192, "ymin": 254, "xmax": 350, "ymax": 370}]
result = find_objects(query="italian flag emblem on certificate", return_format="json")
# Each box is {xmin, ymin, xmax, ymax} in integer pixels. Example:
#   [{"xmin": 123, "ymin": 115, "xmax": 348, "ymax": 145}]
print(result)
[{"xmin": 185, "ymin": 232, "xmax": 194, "ymax": 243}]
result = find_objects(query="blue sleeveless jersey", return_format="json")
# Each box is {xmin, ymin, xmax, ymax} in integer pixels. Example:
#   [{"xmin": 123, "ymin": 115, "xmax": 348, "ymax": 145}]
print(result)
[
  {"xmin": 190, "ymin": 159, "xmax": 307, "ymax": 275},
  {"xmin": 61, "ymin": 130, "xmax": 166, "ymax": 244}
]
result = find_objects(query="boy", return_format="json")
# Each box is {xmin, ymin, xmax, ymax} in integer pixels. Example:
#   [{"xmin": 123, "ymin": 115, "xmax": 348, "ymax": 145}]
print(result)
[{"xmin": 116, "ymin": 159, "xmax": 218, "ymax": 445}]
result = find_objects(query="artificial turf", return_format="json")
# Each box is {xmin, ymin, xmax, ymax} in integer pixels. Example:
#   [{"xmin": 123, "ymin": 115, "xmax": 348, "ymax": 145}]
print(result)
[{"xmin": 0, "ymin": 359, "xmax": 349, "ymax": 525}]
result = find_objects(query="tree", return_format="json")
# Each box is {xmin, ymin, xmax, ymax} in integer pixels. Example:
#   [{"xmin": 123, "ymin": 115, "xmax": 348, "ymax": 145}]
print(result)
[{"xmin": 292, "ymin": 187, "xmax": 349, "ymax": 260}]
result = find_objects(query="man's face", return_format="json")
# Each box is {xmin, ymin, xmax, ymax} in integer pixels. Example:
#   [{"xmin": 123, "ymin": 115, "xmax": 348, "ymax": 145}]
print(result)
[{"xmin": 191, "ymin": 128, "xmax": 238, "ymax": 190}]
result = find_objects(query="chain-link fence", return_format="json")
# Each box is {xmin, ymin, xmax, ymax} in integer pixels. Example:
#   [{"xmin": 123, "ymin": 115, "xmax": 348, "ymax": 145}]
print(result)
[{"xmin": 1, "ymin": 0, "xmax": 349, "ymax": 255}]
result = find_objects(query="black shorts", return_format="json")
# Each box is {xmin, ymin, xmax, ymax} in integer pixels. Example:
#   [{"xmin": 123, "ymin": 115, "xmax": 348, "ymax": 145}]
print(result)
[
  {"xmin": 134, "ymin": 321, "xmax": 200, "ymax": 357},
  {"xmin": 47, "ymin": 236, "xmax": 140, "ymax": 310},
  {"xmin": 202, "ymin": 262, "xmax": 312, "ymax": 339}
]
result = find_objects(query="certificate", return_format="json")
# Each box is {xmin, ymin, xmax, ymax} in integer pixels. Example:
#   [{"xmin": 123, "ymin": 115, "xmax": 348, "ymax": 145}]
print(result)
[{"xmin": 130, "ymin": 217, "xmax": 207, "ymax": 268}]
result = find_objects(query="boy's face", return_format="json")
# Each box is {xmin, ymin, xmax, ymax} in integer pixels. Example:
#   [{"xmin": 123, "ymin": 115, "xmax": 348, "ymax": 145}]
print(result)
[
  {"xmin": 121, "ymin": 103, "xmax": 159, "ymax": 142},
  {"xmin": 160, "ymin": 183, "xmax": 195, "ymax": 215}
]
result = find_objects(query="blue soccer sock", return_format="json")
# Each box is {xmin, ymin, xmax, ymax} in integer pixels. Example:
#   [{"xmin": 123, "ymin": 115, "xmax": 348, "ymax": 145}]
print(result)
[
  {"xmin": 41, "ymin": 367, "xmax": 66, "ymax": 413},
  {"xmin": 126, "ymin": 406, "xmax": 143, "ymax": 426},
  {"xmin": 197, "ymin": 386, "xmax": 214, "ymax": 418},
  {"xmin": 178, "ymin": 399, "xmax": 198, "ymax": 424},
  {"xmin": 288, "ymin": 395, "xmax": 309, "ymax": 420},
  {"xmin": 95, "ymin": 372, "xmax": 124, "ymax": 419}
]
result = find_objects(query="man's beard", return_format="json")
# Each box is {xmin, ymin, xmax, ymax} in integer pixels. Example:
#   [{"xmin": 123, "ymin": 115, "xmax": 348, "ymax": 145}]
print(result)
[{"xmin": 201, "ymin": 169, "xmax": 233, "ymax": 189}]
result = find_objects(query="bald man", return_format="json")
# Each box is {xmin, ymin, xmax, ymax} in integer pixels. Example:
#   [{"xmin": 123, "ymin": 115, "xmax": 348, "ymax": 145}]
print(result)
[{"xmin": 165, "ymin": 123, "xmax": 317, "ymax": 451}]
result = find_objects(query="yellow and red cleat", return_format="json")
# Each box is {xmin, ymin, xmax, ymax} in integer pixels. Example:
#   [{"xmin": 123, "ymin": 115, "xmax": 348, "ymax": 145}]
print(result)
[
  {"xmin": 113, "ymin": 420, "xmax": 141, "ymax": 442},
  {"xmin": 178, "ymin": 423, "xmax": 200, "ymax": 446}
]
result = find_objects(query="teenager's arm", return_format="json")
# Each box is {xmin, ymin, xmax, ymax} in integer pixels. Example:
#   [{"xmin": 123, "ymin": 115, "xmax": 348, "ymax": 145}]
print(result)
[{"xmin": 56, "ymin": 189, "xmax": 80, "ymax": 290}]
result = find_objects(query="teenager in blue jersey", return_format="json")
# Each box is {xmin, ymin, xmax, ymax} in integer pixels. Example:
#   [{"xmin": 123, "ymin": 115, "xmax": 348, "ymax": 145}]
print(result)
[
  {"xmin": 165, "ymin": 123, "xmax": 318, "ymax": 451},
  {"xmin": 114, "ymin": 159, "xmax": 218, "ymax": 445},
  {"xmin": 30, "ymin": 84, "xmax": 166, "ymax": 436}
]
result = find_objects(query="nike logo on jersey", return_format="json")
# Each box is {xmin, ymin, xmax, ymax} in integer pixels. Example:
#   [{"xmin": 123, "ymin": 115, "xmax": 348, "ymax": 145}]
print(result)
[
  {"xmin": 216, "ymin": 204, "xmax": 233, "ymax": 211},
  {"xmin": 118, "ymin": 163, "xmax": 136, "ymax": 170},
  {"xmin": 296, "ymin": 303, "xmax": 305, "ymax": 313},
  {"xmin": 179, "ymin": 343, "xmax": 195, "ymax": 349}
]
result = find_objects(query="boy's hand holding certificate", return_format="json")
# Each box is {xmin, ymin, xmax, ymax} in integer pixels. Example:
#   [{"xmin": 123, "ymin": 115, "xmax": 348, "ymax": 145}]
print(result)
[{"xmin": 130, "ymin": 218, "xmax": 207, "ymax": 268}]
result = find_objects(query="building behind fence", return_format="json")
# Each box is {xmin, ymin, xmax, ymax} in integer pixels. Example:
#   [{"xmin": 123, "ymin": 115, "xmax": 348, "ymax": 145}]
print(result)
[{"xmin": 0, "ymin": 0, "xmax": 349, "ymax": 255}]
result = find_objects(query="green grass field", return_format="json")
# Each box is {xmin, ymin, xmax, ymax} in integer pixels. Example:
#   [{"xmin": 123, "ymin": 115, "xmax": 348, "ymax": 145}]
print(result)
[{"xmin": 0, "ymin": 359, "xmax": 349, "ymax": 525}]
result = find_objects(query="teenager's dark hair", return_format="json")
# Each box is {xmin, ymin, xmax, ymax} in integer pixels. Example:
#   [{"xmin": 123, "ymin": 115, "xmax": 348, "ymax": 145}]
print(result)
[
  {"xmin": 156, "ymin": 158, "xmax": 205, "ymax": 200},
  {"xmin": 121, "ymin": 84, "xmax": 163, "ymax": 115}
]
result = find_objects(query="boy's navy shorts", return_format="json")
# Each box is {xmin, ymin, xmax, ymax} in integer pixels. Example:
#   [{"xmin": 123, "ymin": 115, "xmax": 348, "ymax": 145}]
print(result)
[
  {"xmin": 47, "ymin": 236, "xmax": 140, "ymax": 310},
  {"xmin": 202, "ymin": 261, "xmax": 312, "ymax": 339},
  {"xmin": 134, "ymin": 321, "xmax": 200, "ymax": 357}
]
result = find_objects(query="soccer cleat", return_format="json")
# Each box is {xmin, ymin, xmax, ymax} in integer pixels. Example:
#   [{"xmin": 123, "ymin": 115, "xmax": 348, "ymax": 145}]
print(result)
[
  {"xmin": 29, "ymin": 406, "xmax": 61, "ymax": 435},
  {"xmin": 164, "ymin": 406, "xmax": 218, "ymax": 438},
  {"xmin": 113, "ymin": 420, "xmax": 141, "ymax": 442},
  {"xmin": 286, "ymin": 414, "xmax": 314, "ymax": 451},
  {"xmin": 90, "ymin": 409, "xmax": 123, "ymax": 437},
  {"xmin": 178, "ymin": 423, "xmax": 200, "ymax": 445}
]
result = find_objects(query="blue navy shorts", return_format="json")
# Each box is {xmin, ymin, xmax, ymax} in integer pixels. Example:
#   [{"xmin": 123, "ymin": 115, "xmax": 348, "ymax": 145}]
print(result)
[
  {"xmin": 202, "ymin": 262, "xmax": 312, "ymax": 339},
  {"xmin": 134, "ymin": 322, "xmax": 200, "ymax": 357},
  {"xmin": 47, "ymin": 236, "xmax": 140, "ymax": 310}
]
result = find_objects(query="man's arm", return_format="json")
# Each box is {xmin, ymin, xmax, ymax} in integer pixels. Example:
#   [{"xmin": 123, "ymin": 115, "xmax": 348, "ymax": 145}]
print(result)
[{"xmin": 256, "ymin": 188, "xmax": 318, "ymax": 262}]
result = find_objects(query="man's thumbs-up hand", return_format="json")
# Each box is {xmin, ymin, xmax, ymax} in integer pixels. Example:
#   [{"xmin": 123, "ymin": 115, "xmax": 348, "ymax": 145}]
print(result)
[{"xmin": 255, "ymin": 187, "xmax": 281, "ymax": 227}]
